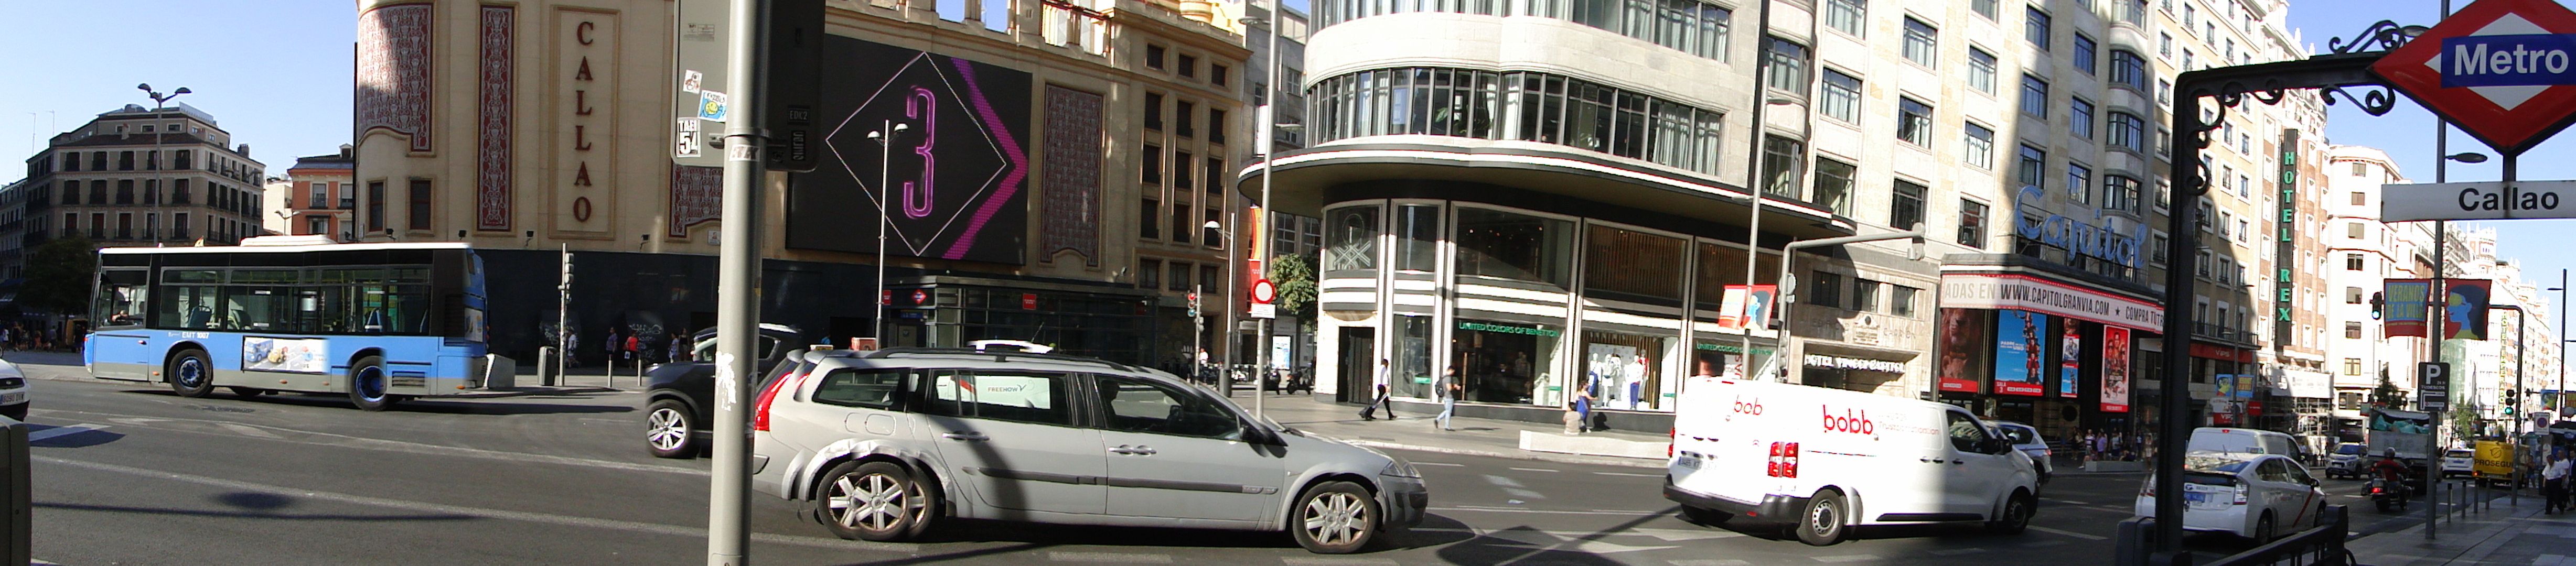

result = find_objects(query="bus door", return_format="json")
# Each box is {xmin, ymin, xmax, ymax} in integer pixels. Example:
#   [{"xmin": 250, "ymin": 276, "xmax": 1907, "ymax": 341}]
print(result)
[{"xmin": 88, "ymin": 269, "xmax": 156, "ymax": 381}]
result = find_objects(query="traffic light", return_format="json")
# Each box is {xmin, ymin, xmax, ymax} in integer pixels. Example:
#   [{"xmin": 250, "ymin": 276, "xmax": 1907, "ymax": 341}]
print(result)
[{"xmin": 560, "ymin": 250, "xmax": 575, "ymax": 292}]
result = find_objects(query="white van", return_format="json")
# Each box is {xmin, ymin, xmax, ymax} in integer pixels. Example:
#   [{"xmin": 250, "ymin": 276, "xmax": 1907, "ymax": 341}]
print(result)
[
  {"xmin": 1663, "ymin": 377, "xmax": 2040, "ymax": 546},
  {"xmin": 2189, "ymin": 427, "xmax": 2298, "ymax": 457}
]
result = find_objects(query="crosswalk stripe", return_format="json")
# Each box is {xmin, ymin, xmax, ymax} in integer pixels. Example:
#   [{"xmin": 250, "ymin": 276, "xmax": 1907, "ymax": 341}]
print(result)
[
  {"xmin": 220, "ymin": 423, "xmax": 283, "ymax": 439},
  {"xmin": 26, "ymin": 424, "xmax": 107, "ymax": 442},
  {"xmin": 1510, "ymin": 467, "xmax": 1560, "ymax": 473},
  {"xmin": 1049, "ymin": 551, "xmax": 1172, "ymax": 563}
]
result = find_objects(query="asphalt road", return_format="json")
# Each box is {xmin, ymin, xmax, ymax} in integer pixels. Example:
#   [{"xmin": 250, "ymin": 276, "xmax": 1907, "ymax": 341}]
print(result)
[{"xmin": 8, "ymin": 357, "xmax": 2326, "ymax": 565}]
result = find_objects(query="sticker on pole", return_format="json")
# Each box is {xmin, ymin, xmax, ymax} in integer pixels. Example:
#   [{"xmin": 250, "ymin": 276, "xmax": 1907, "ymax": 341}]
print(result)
[
  {"xmin": 698, "ymin": 90, "xmax": 729, "ymax": 122},
  {"xmin": 2372, "ymin": 0, "xmax": 2576, "ymax": 155}
]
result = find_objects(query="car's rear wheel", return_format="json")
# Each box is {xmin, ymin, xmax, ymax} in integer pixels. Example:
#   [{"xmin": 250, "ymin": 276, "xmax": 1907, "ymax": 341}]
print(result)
[
  {"xmin": 644, "ymin": 399, "xmax": 697, "ymax": 459},
  {"xmin": 1988, "ymin": 490, "xmax": 2034, "ymax": 535},
  {"xmin": 2252, "ymin": 513, "xmax": 2276, "ymax": 543},
  {"xmin": 816, "ymin": 461, "xmax": 933, "ymax": 542},
  {"xmin": 1291, "ymin": 481, "xmax": 1380, "ymax": 553},
  {"xmin": 169, "ymin": 349, "xmax": 214, "ymax": 398},
  {"xmin": 1795, "ymin": 490, "xmax": 1848, "ymax": 546}
]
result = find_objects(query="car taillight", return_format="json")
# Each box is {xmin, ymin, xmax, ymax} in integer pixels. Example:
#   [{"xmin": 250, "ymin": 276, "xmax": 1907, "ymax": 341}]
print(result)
[
  {"xmin": 2232, "ymin": 483, "xmax": 2249, "ymax": 506},
  {"xmin": 1767, "ymin": 442, "xmax": 1799, "ymax": 478},
  {"xmin": 750, "ymin": 370, "xmax": 802, "ymax": 432}
]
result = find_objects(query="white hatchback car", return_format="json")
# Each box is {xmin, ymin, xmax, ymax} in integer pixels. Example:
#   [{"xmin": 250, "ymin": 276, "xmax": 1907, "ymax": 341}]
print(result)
[
  {"xmin": 0, "ymin": 357, "xmax": 28, "ymax": 421},
  {"xmin": 2133, "ymin": 452, "xmax": 2327, "ymax": 542}
]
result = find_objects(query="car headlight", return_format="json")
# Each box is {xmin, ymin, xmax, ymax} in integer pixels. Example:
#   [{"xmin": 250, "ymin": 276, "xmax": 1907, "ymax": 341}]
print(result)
[{"xmin": 1382, "ymin": 460, "xmax": 1421, "ymax": 478}]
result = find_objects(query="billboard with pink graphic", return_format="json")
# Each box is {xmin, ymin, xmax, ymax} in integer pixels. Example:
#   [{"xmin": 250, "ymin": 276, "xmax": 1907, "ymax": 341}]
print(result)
[{"xmin": 789, "ymin": 35, "xmax": 1032, "ymax": 265}]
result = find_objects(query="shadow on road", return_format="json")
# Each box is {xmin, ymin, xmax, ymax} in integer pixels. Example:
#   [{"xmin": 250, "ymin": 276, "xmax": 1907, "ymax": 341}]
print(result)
[
  {"xmin": 25, "ymin": 424, "xmax": 123, "ymax": 449},
  {"xmin": 1431, "ymin": 505, "xmax": 1682, "ymax": 565},
  {"xmin": 915, "ymin": 518, "xmax": 1295, "ymax": 550},
  {"xmin": 37, "ymin": 491, "xmax": 478, "ymax": 522},
  {"xmin": 111, "ymin": 388, "xmax": 634, "ymax": 416}
]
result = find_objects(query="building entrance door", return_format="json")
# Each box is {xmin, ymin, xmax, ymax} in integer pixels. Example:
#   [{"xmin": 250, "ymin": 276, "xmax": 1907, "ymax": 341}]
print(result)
[{"xmin": 1338, "ymin": 327, "xmax": 1375, "ymax": 402}]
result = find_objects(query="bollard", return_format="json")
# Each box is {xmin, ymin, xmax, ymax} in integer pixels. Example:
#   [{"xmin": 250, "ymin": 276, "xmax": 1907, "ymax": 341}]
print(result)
[{"xmin": 2, "ymin": 416, "xmax": 29, "ymax": 565}]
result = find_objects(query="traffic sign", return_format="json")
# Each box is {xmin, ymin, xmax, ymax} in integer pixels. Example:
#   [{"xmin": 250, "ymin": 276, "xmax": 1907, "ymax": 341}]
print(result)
[
  {"xmin": 1251, "ymin": 279, "xmax": 1276, "ymax": 304},
  {"xmin": 2382, "ymin": 180, "xmax": 2576, "ymax": 220},
  {"xmin": 2419, "ymin": 362, "xmax": 2452, "ymax": 412},
  {"xmin": 2373, "ymin": 0, "xmax": 2576, "ymax": 155},
  {"xmin": 1249, "ymin": 303, "xmax": 1276, "ymax": 319}
]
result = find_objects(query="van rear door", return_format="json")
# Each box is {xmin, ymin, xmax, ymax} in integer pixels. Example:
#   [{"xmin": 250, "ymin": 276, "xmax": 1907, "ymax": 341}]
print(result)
[{"xmin": 1669, "ymin": 378, "xmax": 1772, "ymax": 506}]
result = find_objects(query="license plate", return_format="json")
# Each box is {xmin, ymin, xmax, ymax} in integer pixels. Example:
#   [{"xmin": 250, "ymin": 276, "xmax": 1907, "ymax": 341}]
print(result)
[
  {"xmin": 1675, "ymin": 455, "xmax": 1702, "ymax": 469},
  {"xmin": 0, "ymin": 392, "xmax": 21, "ymax": 405},
  {"xmin": 2184, "ymin": 492, "xmax": 2207, "ymax": 504}
]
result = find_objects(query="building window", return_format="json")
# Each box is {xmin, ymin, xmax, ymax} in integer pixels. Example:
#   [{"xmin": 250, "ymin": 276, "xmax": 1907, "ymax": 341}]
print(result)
[
  {"xmin": 2105, "ymin": 175, "xmax": 2140, "ymax": 212},
  {"xmin": 1968, "ymin": 47, "xmax": 1998, "ymax": 93},
  {"xmin": 1852, "ymin": 279, "xmax": 1882, "ymax": 312},
  {"xmin": 1903, "ymin": 17, "xmax": 1938, "ymax": 68},
  {"xmin": 2344, "ymin": 358, "xmax": 2362, "ymax": 376},
  {"xmin": 2073, "ymin": 33, "xmax": 2097, "ymax": 74},
  {"xmin": 2025, "ymin": 7, "xmax": 2051, "ymax": 50},
  {"xmin": 1764, "ymin": 37, "xmax": 1811, "ymax": 93},
  {"xmin": 173, "ymin": 213, "xmax": 188, "ymax": 238},
  {"xmin": 2345, "ymin": 322, "xmax": 2364, "ymax": 339},
  {"xmin": 2151, "ymin": 233, "xmax": 2168, "ymax": 265},
  {"xmin": 1139, "ymin": 258, "xmax": 1162, "ymax": 289},
  {"xmin": 1455, "ymin": 207, "xmax": 1574, "ymax": 285},
  {"xmin": 2111, "ymin": 50, "xmax": 2149, "ymax": 91},
  {"xmin": 1892, "ymin": 180, "xmax": 1926, "ymax": 230},
  {"xmin": 1211, "ymin": 64, "xmax": 1229, "ymax": 86},
  {"xmin": 2067, "ymin": 162, "xmax": 2092, "ymax": 204},
  {"xmin": 116, "ymin": 179, "xmax": 134, "ymax": 204},
  {"xmin": 2350, "ymin": 191, "xmax": 2367, "ymax": 205},
  {"xmin": 1891, "ymin": 286, "xmax": 1919, "ymax": 317},
  {"xmin": 1142, "ymin": 144, "xmax": 1163, "ymax": 183},
  {"xmin": 2108, "ymin": 112, "xmax": 2147, "ymax": 153},
  {"xmin": 61, "ymin": 151, "xmax": 78, "ymax": 172},
  {"xmin": 1174, "ymin": 151, "xmax": 1195, "ymax": 191},
  {"xmin": 1146, "ymin": 45, "xmax": 1166, "ymax": 69},
  {"xmin": 1140, "ymin": 198, "xmax": 1161, "ymax": 239},
  {"xmin": 2347, "ymin": 221, "xmax": 2365, "ymax": 239},
  {"xmin": 1896, "ymin": 97, "xmax": 1933, "ymax": 146},
  {"xmin": 1144, "ymin": 93, "xmax": 1163, "ymax": 130},
  {"xmin": 367, "ymin": 181, "xmax": 386, "ymax": 231},
  {"xmin": 1176, "ymin": 101, "xmax": 1196, "ymax": 137},
  {"xmin": 2349, "ymin": 162, "xmax": 2368, "ymax": 176},
  {"xmin": 2016, "ymin": 145, "xmax": 2045, "ymax": 190},
  {"xmin": 1208, "ymin": 109, "xmax": 1227, "ymax": 144},
  {"xmin": 407, "ymin": 179, "xmax": 432, "ymax": 230},
  {"xmin": 1205, "ymin": 157, "xmax": 1226, "ymax": 195},
  {"xmin": 308, "ymin": 182, "xmax": 328, "ymax": 209},
  {"xmin": 2020, "ymin": 74, "xmax": 2049, "ymax": 117},
  {"xmin": 1317, "ymin": 68, "xmax": 1727, "ymax": 175},
  {"xmin": 2069, "ymin": 97, "xmax": 2094, "ymax": 139},
  {"xmin": 1824, "ymin": 0, "xmax": 1864, "ymax": 37},
  {"xmin": 1809, "ymin": 271, "xmax": 1844, "ymax": 309},
  {"xmin": 118, "ymin": 151, "xmax": 135, "ymax": 171},
  {"xmin": 1963, "ymin": 122, "xmax": 1994, "ymax": 169},
  {"xmin": 1972, "ymin": 0, "xmax": 1997, "ymax": 19},
  {"xmin": 2346, "ymin": 286, "xmax": 2364, "ymax": 304},
  {"xmin": 1812, "ymin": 158, "xmax": 1855, "ymax": 215},
  {"xmin": 1205, "ymin": 209, "xmax": 1221, "ymax": 245},
  {"xmin": 1958, "ymin": 199, "xmax": 1989, "ymax": 246},
  {"xmin": 1178, "ymin": 54, "xmax": 1197, "ymax": 78},
  {"xmin": 1819, "ymin": 69, "xmax": 1861, "ymax": 124},
  {"xmin": 1762, "ymin": 135, "xmax": 1805, "ymax": 199}
]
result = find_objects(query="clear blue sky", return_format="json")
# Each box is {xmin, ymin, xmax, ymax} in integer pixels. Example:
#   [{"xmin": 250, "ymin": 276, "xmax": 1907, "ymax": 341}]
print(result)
[{"xmin": 0, "ymin": 2, "xmax": 2565, "ymax": 346}]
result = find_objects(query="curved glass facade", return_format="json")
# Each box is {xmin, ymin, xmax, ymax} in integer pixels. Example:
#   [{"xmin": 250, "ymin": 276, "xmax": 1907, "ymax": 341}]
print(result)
[
  {"xmin": 1312, "ymin": 0, "xmax": 1731, "ymax": 61},
  {"xmin": 1310, "ymin": 67, "xmax": 1729, "ymax": 176}
]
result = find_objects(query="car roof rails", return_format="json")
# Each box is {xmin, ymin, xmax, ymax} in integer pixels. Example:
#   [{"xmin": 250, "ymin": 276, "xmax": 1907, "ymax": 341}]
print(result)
[{"xmin": 861, "ymin": 346, "xmax": 1140, "ymax": 373}]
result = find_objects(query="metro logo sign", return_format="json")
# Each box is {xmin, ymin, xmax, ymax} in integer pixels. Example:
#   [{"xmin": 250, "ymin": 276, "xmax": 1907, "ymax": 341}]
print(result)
[{"xmin": 2374, "ymin": 0, "xmax": 2576, "ymax": 154}]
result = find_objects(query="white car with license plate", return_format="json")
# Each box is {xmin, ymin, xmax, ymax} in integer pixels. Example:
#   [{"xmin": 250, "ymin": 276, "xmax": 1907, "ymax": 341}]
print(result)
[
  {"xmin": 0, "ymin": 357, "xmax": 27, "ymax": 421},
  {"xmin": 2133, "ymin": 452, "xmax": 2327, "ymax": 542}
]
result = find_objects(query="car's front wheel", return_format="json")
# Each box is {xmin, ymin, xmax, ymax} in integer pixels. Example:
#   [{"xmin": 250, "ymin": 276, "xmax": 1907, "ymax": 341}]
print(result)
[
  {"xmin": 1291, "ymin": 481, "xmax": 1380, "ymax": 553},
  {"xmin": 815, "ymin": 461, "xmax": 936, "ymax": 542},
  {"xmin": 643, "ymin": 399, "xmax": 697, "ymax": 459}
]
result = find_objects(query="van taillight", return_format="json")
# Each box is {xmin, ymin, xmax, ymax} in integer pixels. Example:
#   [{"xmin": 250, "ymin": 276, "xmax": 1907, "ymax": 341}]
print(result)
[
  {"xmin": 1767, "ymin": 442, "xmax": 1799, "ymax": 478},
  {"xmin": 1668, "ymin": 427, "xmax": 1677, "ymax": 459},
  {"xmin": 751, "ymin": 370, "xmax": 802, "ymax": 432}
]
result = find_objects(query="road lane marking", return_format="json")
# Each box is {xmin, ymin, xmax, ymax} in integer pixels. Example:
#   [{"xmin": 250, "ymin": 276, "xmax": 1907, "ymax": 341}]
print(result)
[
  {"xmin": 36, "ymin": 408, "xmax": 705, "ymax": 477},
  {"xmin": 1927, "ymin": 548, "xmax": 1987, "ymax": 556},
  {"xmin": 26, "ymin": 424, "xmax": 108, "ymax": 442},
  {"xmin": 1413, "ymin": 462, "xmax": 1465, "ymax": 467},
  {"xmin": 34, "ymin": 455, "xmax": 912, "ymax": 553},
  {"xmin": 1503, "ymin": 488, "xmax": 1547, "ymax": 499},
  {"xmin": 1594, "ymin": 472, "xmax": 1663, "ymax": 477},
  {"xmin": 1510, "ymin": 467, "xmax": 1559, "ymax": 473},
  {"xmin": 2048, "ymin": 499, "xmax": 2090, "ymax": 505},
  {"xmin": 1048, "ymin": 551, "xmax": 1172, "ymax": 563},
  {"xmin": 2027, "ymin": 525, "xmax": 2108, "ymax": 540},
  {"xmin": 1484, "ymin": 474, "xmax": 1526, "ymax": 487},
  {"xmin": 219, "ymin": 423, "xmax": 284, "ymax": 440},
  {"xmin": 1811, "ymin": 555, "xmax": 1881, "ymax": 563},
  {"xmin": 1626, "ymin": 527, "xmax": 1747, "ymax": 541},
  {"xmin": 1281, "ymin": 558, "xmax": 1400, "ymax": 566},
  {"xmin": 1668, "ymin": 560, "xmax": 1751, "ymax": 566}
]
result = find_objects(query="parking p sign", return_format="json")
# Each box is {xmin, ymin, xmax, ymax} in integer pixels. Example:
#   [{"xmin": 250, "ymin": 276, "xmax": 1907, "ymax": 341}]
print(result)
[{"xmin": 2373, "ymin": 0, "xmax": 2576, "ymax": 154}]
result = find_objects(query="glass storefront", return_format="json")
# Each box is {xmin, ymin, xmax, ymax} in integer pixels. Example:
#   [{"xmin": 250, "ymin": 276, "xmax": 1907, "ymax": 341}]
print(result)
[
  {"xmin": 1453, "ymin": 320, "xmax": 1561, "ymax": 405},
  {"xmin": 1583, "ymin": 330, "xmax": 1677, "ymax": 411},
  {"xmin": 1393, "ymin": 314, "xmax": 1435, "ymax": 398},
  {"xmin": 1455, "ymin": 207, "xmax": 1574, "ymax": 286},
  {"xmin": 1693, "ymin": 340, "xmax": 1776, "ymax": 382}
]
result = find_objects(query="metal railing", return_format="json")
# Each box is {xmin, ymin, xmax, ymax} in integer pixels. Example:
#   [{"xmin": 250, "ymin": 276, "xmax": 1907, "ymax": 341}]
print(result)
[{"xmin": 2117, "ymin": 505, "xmax": 2351, "ymax": 566}]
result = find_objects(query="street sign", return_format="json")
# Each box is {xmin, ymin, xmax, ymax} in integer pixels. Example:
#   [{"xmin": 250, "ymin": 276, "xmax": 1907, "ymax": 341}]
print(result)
[
  {"xmin": 1251, "ymin": 279, "xmax": 1276, "ymax": 304},
  {"xmin": 2372, "ymin": 0, "xmax": 2576, "ymax": 155},
  {"xmin": 2420, "ymin": 362, "xmax": 2453, "ymax": 412},
  {"xmin": 2382, "ymin": 180, "xmax": 2576, "ymax": 220},
  {"xmin": 1249, "ymin": 303, "xmax": 1276, "ymax": 319}
]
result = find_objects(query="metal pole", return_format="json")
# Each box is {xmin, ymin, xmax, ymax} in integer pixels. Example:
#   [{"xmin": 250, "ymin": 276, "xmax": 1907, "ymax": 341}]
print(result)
[
  {"xmin": 1254, "ymin": 0, "xmax": 1283, "ymax": 419},
  {"xmin": 873, "ymin": 119, "xmax": 900, "ymax": 342},
  {"xmin": 1737, "ymin": 0, "xmax": 1775, "ymax": 382},
  {"xmin": 1194, "ymin": 283, "xmax": 1205, "ymax": 389},
  {"xmin": 1222, "ymin": 207, "xmax": 1239, "ymax": 398},
  {"xmin": 2427, "ymin": 2, "xmax": 2452, "ymax": 529},
  {"xmin": 559, "ymin": 244, "xmax": 570, "ymax": 385},
  {"xmin": 707, "ymin": 0, "xmax": 768, "ymax": 562}
]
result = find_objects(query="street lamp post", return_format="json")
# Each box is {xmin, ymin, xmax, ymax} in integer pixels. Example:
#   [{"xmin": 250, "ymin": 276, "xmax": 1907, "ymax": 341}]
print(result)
[
  {"xmin": 867, "ymin": 122, "xmax": 910, "ymax": 343},
  {"xmin": 138, "ymin": 83, "xmax": 189, "ymax": 243}
]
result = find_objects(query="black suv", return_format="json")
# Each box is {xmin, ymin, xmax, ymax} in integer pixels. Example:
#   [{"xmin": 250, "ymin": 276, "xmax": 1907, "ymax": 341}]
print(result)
[{"xmin": 641, "ymin": 324, "xmax": 807, "ymax": 458}]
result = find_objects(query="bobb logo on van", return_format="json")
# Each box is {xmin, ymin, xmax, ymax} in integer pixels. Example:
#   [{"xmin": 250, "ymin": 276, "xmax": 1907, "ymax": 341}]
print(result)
[
  {"xmin": 1821, "ymin": 407, "xmax": 1875, "ymax": 436},
  {"xmin": 1727, "ymin": 396, "xmax": 1764, "ymax": 421}
]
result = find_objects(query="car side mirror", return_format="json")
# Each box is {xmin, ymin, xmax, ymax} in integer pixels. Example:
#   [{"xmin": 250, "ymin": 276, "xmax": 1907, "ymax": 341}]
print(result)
[{"xmin": 1984, "ymin": 438, "xmax": 2012, "ymax": 455}]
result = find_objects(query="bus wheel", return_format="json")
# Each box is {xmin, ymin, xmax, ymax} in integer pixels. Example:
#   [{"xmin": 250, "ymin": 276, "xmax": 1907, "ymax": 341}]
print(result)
[
  {"xmin": 347, "ymin": 356, "xmax": 398, "ymax": 411},
  {"xmin": 169, "ymin": 350, "xmax": 215, "ymax": 398}
]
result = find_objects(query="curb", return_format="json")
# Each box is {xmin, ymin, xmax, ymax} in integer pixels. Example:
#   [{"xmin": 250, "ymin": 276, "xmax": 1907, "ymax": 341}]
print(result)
[{"xmin": 1342, "ymin": 439, "xmax": 1667, "ymax": 469}]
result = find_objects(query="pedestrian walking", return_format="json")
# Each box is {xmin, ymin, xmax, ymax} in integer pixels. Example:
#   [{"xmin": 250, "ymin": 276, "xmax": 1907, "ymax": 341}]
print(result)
[
  {"xmin": 668, "ymin": 332, "xmax": 689, "ymax": 363},
  {"xmin": 1358, "ymin": 359, "xmax": 1397, "ymax": 420},
  {"xmin": 624, "ymin": 333, "xmax": 642, "ymax": 363},
  {"xmin": 1432, "ymin": 365, "xmax": 1459, "ymax": 431},
  {"xmin": 1566, "ymin": 382, "xmax": 1595, "ymax": 434},
  {"xmin": 2548, "ymin": 450, "xmax": 2572, "ymax": 514},
  {"xmin": 604, "ymin": 326, "xmax": 623, "ymax": 365}
]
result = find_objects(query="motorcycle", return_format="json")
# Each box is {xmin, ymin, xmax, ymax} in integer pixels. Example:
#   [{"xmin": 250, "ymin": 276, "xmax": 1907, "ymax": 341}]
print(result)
[{"xmin": 2369, "ymin": 475, "xmax": 2412, "ymax": 513}]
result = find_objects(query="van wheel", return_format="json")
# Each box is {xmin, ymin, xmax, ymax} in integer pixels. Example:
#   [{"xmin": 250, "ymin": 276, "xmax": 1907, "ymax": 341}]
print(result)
[
  {"xmin": 817, "ymin": 461, "xmax": 934, "ymax": 542},
  {"xmin": 1291, "ymin": 481, "xmax": 1380, "ymax": 553},
  {"xmin": 1988, "ymin": 490, "xmax": 2035, "ymax": 535},
  {"xmin": 347, "ymin": 356, "xmax": 397, "ymax": 411},
  {"xmin": 1794, "ymin": 491, "xmax": 1848, "ymax": 546},
  {"xmin": 1680, "ymin": 505, "xmax": 1728, "ymax": 526},
  {"xmin": 168, "ymin": 350, "xmax": 214, "ymax": 398}
]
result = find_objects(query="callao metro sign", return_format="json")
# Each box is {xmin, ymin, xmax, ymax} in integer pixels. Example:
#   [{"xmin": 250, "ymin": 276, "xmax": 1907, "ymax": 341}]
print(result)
[{"xmin": 2372, "ymin": 0, "xmax": 2576, "ymax": 155}]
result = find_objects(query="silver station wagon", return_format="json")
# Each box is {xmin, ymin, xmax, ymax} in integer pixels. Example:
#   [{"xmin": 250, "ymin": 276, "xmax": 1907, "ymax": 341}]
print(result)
[{"xmin": 748, "ymin": 345, "xmax": 1429, "ymax": 553}]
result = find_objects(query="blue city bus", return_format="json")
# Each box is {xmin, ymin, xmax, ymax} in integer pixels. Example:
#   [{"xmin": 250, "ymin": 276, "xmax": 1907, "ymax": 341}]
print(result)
[{"xmin": 84, "ymin": 238, "xmax": 495, "ymax": 410}]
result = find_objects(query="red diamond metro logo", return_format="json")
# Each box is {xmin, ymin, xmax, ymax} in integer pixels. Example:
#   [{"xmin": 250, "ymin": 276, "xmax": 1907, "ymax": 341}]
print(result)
[{"xmin": 2373, "ymin": 0, "xmax": 2576, "ymax": 155}]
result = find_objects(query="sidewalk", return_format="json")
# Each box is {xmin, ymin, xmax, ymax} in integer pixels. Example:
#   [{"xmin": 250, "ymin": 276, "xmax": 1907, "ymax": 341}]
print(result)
[
  {"xmin": 2346, "ymin": 486, "xmax": 2557, "ymax": 565},
  {"xmin": 0, "ymin": 350, "xmax": 616, "ymax": 398},
  {"xmin": 1239, "ymin": 390, "xmax": 1668, "ymax": 469}
]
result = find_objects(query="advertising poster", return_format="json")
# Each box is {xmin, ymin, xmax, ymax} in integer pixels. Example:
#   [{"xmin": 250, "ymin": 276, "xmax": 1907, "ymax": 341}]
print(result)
[
  {"xmin": 2384, "ymin": 279, "xmax": 2430, "ymax": 337},
  {"xmin": 2058, "ymin": 323, "xmax": 2081, "ymax": 398},
  {"xmin": 2100, "ymin": 326, "xmax": 2131, "ymax": 412},
  {"xmin": 1716, "ymin": 286, "xmax": 1749, "ymax": 329},
  {"xmin": 2444, "ymin": 279, "xmax": 2493, "ymax": 340},
  {"xmin": 1744, "ymin": 285, "xmax": 1777, "ymax": 332},
  {"xmin": 242, "ymin": 337, "xmax": 330, "ymax": 374},
  {"xmin": 1937, "ymin": 309, "xmax": 1992, "ymax": 394},
  {"xmin": 1992, "ymin": 310, "xmax": 2047, "ymax": 396},
  {"xmin": 2235, "ymin": 373, "xmax": 2258, "ymax": 401},
  {"xmin": 788, "ymin": 35, "xmax": 1034, "ymax": 264}
]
